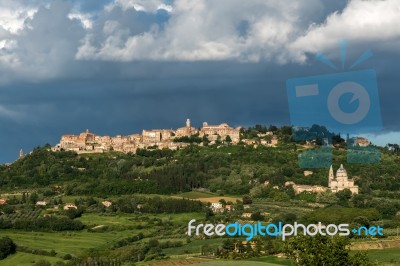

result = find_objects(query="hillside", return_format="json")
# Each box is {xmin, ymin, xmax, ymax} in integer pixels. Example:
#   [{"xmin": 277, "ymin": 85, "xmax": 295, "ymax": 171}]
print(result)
[{"xmin": 1, "ymin": 127, "xmax": 400, "ymax": 265}]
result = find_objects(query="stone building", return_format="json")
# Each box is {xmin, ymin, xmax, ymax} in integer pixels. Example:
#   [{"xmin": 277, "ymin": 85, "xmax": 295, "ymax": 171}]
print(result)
[
  {"xmin": 19, "ymin": 148, "xmax": 24, "ymax": 159},
  {"xmin": 57, "ymin": 129, "xmax": 95, "ymax": 151},
  {"xmin": 285, "ymin": 164, "xmax": 358, "ymax": 194},
  {"xmin": 52, "ymin": 119, "xmax": 242, "ymax": 154},
  {"xmin": 64, "ymin": 203, "xmax": 78, "ymax": 210},
  {"xmin": 285, "ymin": 181, "xmax": 327, "ymax": 194},
  {"xmin": 0, "ymin": 198, "xmax": 6, "ymax": 205},
  {"xmin": 328, "ymin": 164, "xmax": 359, "ymax": 194},
  {"xmin": 142, "ymin": 130, "xmax": 162, "ymax": 144},
  {"xmin": 175, "ymin": 119, "xmax": 197, "ymax": 137},
  {"xmin": 348, "ymin": 137, "xmax": 370, "ymax": 147},
  {"xmin": 199, "ymin": 122, "xmax": 240, "ymax": 143}
]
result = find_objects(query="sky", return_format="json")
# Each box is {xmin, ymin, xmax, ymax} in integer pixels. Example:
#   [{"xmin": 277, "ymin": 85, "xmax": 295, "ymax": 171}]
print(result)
[{"xmin": 0, "ymin": 0, "xmax": 400, "ymax": 162}]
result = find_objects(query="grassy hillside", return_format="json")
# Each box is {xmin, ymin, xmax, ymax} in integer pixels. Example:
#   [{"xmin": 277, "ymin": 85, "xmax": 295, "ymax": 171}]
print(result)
[{"xmin": 0, "ymin": 127, "xmax": 400, "ymax": 265}]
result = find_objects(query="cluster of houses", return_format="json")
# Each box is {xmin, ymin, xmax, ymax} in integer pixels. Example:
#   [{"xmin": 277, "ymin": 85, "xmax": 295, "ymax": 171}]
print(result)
[
  {"xmin": 210, "ymin": 202, "xmax": 269, "ymax": 220},
  {"xmin": 51, "ymin": 119, "xmax": 278, "ymax": 154},
  {"xmin": 0, "ymin": 198, "xmax": 113, "ymax": 210}
]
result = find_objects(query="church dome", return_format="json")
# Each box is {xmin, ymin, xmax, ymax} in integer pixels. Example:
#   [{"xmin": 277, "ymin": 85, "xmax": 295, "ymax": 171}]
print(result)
[{"xmin": 336, "ymin": 164, "xmax": 347, "ymax": 175}]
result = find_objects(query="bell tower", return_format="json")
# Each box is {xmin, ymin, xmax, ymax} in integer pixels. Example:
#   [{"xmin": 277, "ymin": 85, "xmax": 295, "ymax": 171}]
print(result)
[
  {"xmin": 329, "ymin": 165, "xmax": 334, "ymax": 179},
  {"xmin": 328, "ymin": 165, "xmax": 334, "ymax": 186}
]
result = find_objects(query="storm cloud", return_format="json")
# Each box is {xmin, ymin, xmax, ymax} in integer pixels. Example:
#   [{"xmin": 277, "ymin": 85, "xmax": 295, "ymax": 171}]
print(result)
[{"xmin": 0, "ymin": 0, "xmax": 399, "ymax": 162}]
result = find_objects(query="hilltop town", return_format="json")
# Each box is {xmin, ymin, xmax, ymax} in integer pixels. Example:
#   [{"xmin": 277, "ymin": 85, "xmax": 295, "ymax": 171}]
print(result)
[
  {"xmin": 52, "ymin": 119, "xmax": 278, "ymax": 154},
  {"xmin": 33, "ymin": 120, "xmax": 368, "ymax": 196}
]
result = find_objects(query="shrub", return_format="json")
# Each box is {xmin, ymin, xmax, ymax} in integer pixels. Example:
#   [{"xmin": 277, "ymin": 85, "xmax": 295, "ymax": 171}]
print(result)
[
  {"xmin": 63, "ymin": 253, "xmax": 72, "ymax": 260},
  {"xmin": 0, "ymin": 237, "xmax": 16, "ymax": 260}
]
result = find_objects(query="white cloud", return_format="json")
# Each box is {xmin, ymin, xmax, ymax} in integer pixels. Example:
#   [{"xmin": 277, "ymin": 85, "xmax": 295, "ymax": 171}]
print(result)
[
  {"xmin": 77, "ymin": 0, "xmax": 400, "ymax": 64},
  {"xmin": 289, "ymin": 0, "xmax": 400, "ymax": 60},
  {"xmin": 77, "ymin": 0, "xmax": 323, "ymax": 62},
  {"xmin": 106, "ymin": 0, "xmax": 173, "ymax": 13},
  {"xmin": 0, "ymin": 0, "xmax": 86, "ymax": 83},
  {"xmin": 0, "ymin": 6, "xmax": 37, "ymax": 33},
  {"xmin": 1, "ymin": 0, "xmax": 400, "ymax": 83},
  {"xmin": 68, "ymin": 12, "xmax": 93, "ymax": 29}
]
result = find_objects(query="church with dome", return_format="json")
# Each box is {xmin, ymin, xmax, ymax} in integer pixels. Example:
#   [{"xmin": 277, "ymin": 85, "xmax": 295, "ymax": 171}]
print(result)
[{"xmin": 328, "ymin": 164, "xmax": 359, "ymax": 194}]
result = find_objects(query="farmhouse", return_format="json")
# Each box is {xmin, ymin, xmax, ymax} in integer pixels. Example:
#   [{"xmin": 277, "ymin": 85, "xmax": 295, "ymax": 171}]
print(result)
[
  {"xmin": 0, "ymin": 198, "xmax": 7, "ymax": 205},
  {"xmin": 64, "ymin": 203, "xmax": 78, "ymax": 210},
  {"xmin": 102, "ymin": 200, "xmax": 112, "ymax": 207},
  {"xmin": 36, "ymin": 201, "xmax": 47, "ymax": 206}
]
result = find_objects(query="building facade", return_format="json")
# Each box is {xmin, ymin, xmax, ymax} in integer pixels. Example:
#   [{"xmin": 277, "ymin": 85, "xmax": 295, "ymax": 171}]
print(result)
[
  {"xmin": 328, "ymin": 164, "xmax": 359, "ymax": 194},
  {"xmin": 285, "ymin": 164, "xmax": 358, "ymax": 194},
  {"xmin": 52, "ymin": 119, "xmax": 277, "ymax": 154},
  {"xmin": 199, "ymin": 122, "xmax": 240, "ymax": 143}
]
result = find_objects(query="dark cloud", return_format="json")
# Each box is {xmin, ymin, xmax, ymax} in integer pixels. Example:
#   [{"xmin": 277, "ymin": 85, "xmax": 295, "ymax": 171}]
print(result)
[
  {"xmin": 0, "ymin": 0, "xmax": 400, "ymax": 162},
  {"xmin": 1, "ymin": 53, "xmax": 399, "ymax": 162}
]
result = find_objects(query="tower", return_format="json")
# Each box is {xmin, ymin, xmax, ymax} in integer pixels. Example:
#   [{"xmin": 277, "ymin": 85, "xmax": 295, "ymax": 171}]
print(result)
[
  {"xmin": 19, "ymin": 148, "xmax": 24, "ymax": 159},
  {"xmin": 328, "ymin": 165, "xmax": 334, "ymax": 179},
  {"xmin": 186, "ymin": 118, "xmax": 190, "ymax": 128},
  {"xmin": 328, "ymin": 165, "xmax": 334, "ymax": 186}
]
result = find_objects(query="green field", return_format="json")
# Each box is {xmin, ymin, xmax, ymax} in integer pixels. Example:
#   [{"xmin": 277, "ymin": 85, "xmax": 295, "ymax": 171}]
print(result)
[
  {"xmin": 0, "ymin": 253, "xmax": 62, "ymax": 266},
  {"xmin": 1, "ymin": 212, "xmax": 400, "ymax": 265},
  {"xmin": 365, "ymin": 248, "xmax": 400, "ymax": 265},
  {"xmin": 0, "ymin": 230, "xmax": 128, "ymax": 256},
  {"xmin": 0, "ymin": 212, "xmax": 206, "ymax": 265},
  {"xmin": 176, "ymin": 191, "xmax": 218, "ymax": 199},
  {"xmin": 196, "ymin": 261, "xmax": 285, "ymax": 266},
  {"xmin": 249, "ymin": 256, "xmax": 294, "ymax": 266},
  {"xmin": 163, "ymin": 238, "xmax": 223, "ymax": 256},
  {"xmin": 77, "ymin": 212, "xmax": 204, "ymax": 226},
  {"xmin": 138, "ymin": 257, "xmax": 291, "ymax": 266}
]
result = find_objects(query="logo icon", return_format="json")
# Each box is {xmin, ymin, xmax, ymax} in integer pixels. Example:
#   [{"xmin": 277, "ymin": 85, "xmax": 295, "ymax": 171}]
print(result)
[
  {"xmin": 327, "ymin": 81, "xmax": 370, "ymax": 125},
  {"xmin": 286, "ymin": 41, "xmax": 382, "ymax": 168}
]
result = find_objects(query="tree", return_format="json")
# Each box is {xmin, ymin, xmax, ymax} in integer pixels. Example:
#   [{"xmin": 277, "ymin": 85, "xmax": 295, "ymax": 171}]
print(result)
[
  {"xmin": 64, "ymin": 208, "xmax": 83, "ymax": 219},
  {"xmin": 63, "ymin": 254, "xmax": 72, "ymax": 260},
  {"xmin": 242, "ymin": 195, "xmax": 253, "ymax": 205},
  {"xmin": 353, "ymin": 216, "xmax": 370, "ymax": 228},
  {"xmin": 225, "ymin": 135, "xmax": 232, "ymax": 143},
  {"xmin": 250, "ymin": 185, "xmax": 264, "ymax": 198},
  {"xmin": 29, "ymin": 192, "xmax": 39, "ymax": 204},
  {"xmin": 205, "ymin": 208, "xmax": 214, "ymax": 220},
  {"xmin": 336, "ymin": 189, "xmax": 352, "ymax": 206},
  {"xmin": 202, "ymin": 135, "xmax": 210, "ymax": 146},
  {"xmin": 148, "ymin": 239, "xmax": 159, "ymax": 248},
  {"xmin": 21, "ymin": 192, "xmax": 26, "ymax": 203},
  {"xmin": 316, "ymin": 191, "xmax": 338, "ymax": 204},
  {"xmin": 0, "ymin": 237, "xmax": 16, "ymax": 260},
  {"xmin": 34, "ymin": 259, "xmax": 51, "ymax": 266},
  {"xmin": 285, "ymin": 185, "xmax": 296, "ymax": 199},
  {"xmin": 222, "ymin": 239, "xmax": 234, "ymax": 250},
  {"xmin": 284, "ymin": 235, "xmax": 374, "ymax": 266},
  {"xmin": 251, "ymin": 211, "xmax": 264, "ymax": 221},
  {"xmin": 282, "ymin": 166, "xmax": 294, "ymax": 177},
  {"xmin": 219, "ymin": 199, "xmax": 227, "ymax": 207},
  {"xmin": 1, "ymin": 205, "xmax": 15, "ymax": 215},
  {"xmin": 263, "ymin": 238, "xmax": 278, "ymax": 255}
]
